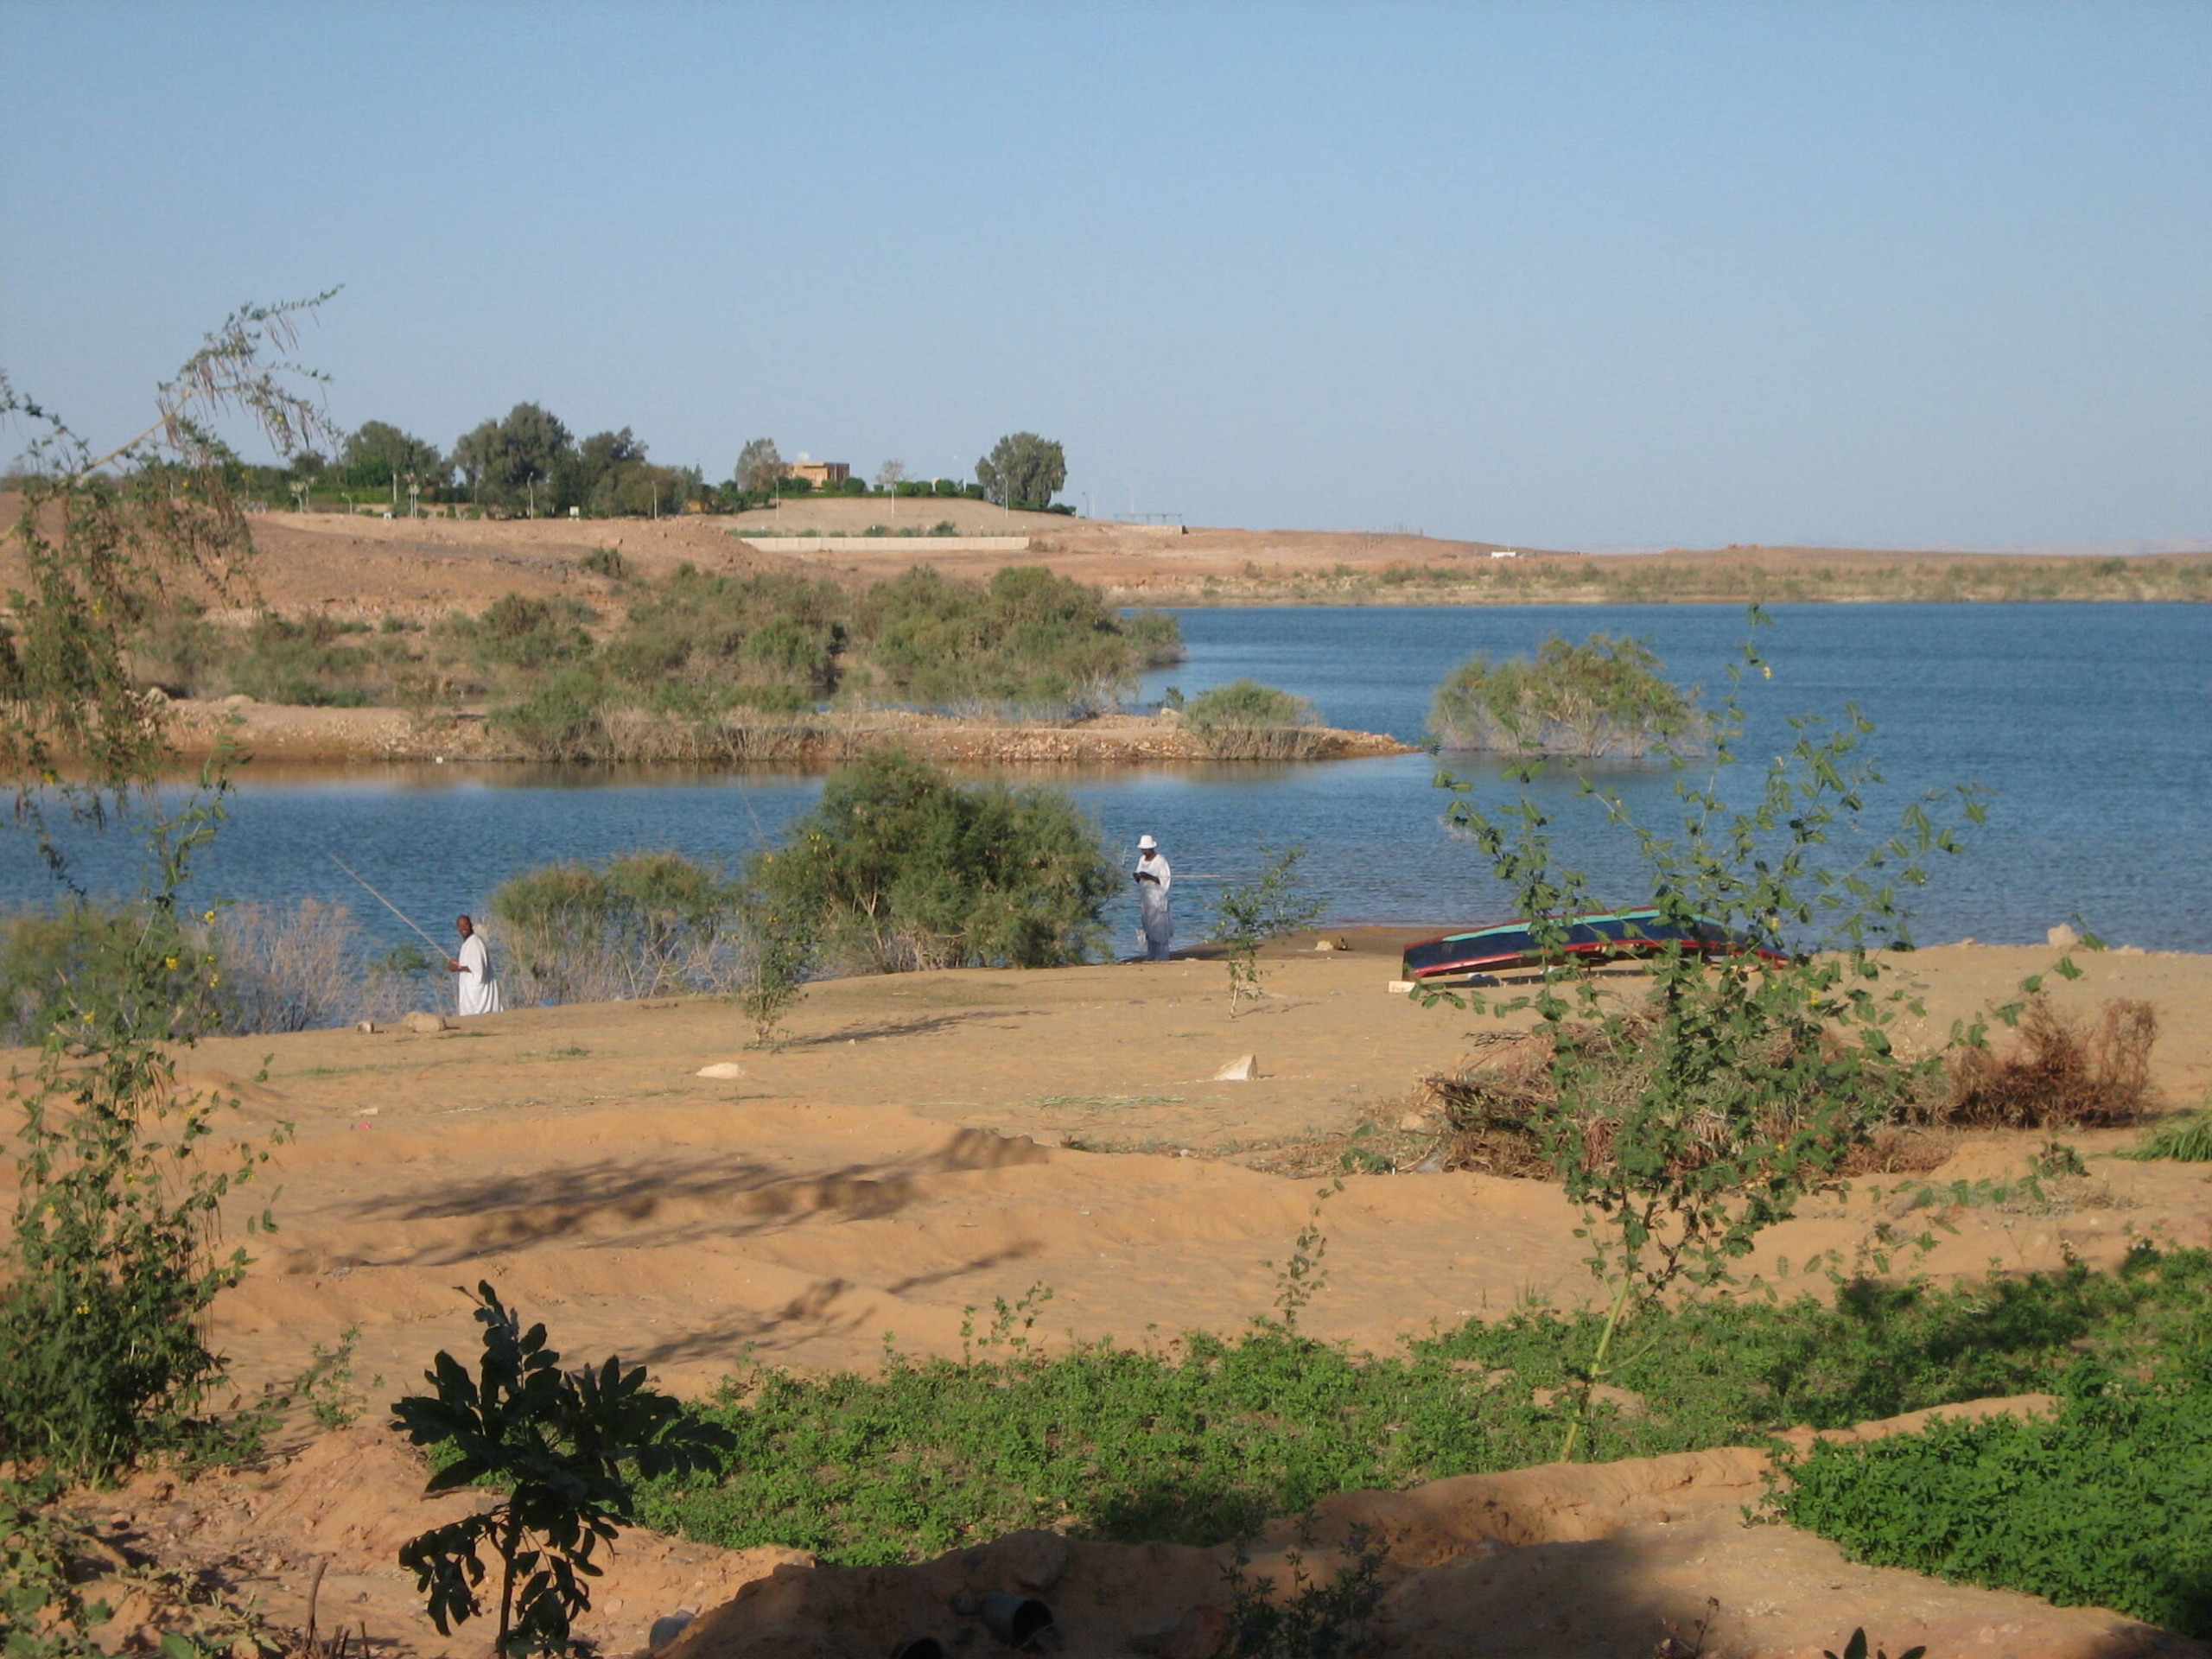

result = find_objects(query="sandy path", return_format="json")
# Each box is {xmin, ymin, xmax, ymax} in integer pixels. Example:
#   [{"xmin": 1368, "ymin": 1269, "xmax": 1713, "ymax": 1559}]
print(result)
[{"xmin": 62, "ymin": 939, "xmax": 2195, "ymax": 1404}]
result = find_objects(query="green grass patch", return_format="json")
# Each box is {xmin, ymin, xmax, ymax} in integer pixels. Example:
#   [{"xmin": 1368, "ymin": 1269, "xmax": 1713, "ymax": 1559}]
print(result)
[
  {"xmin": 1779, "ymin": 1379, "xmax": 2212, "ymax": 1634},
  {"xmin": 2129, "ymin": 1109, "xmax": 2212, "ymax": 1161},
  {"xmin": 633, "ymin": 1247, "xmax": 2212, "ymax": 1568}
]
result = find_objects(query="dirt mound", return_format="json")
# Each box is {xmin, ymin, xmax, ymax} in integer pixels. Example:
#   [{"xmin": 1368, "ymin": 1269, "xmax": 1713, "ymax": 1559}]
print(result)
[
  {"xmin": 659, "ymin": 1410, "xmax": 2194, "ymax": 1659},
  {"xmin": 102, "ymin": 1429, "xmax": 810, "ymax": 1657}
]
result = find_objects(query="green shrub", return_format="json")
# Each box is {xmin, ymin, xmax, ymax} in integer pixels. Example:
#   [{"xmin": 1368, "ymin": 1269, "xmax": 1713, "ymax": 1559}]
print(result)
[
  {"xmin": 490, "ymin": 851, "xmax": 744, "ymax": 1004},
  {"xmin": 1430, "ymin": 611, "xmax": 1981, "ymax": 1459},
  {"xmin": 1429, "ymin": 632, "xmax": 1700, "ymax": 757},
  {"xmin": 1779, "ymin": 1380, "xmax": 2212, "ymax": 1635},
  {"xmin": 749, "ymin": 746, "xmax": 1116, "ymax": 973},
  {"xmin": 453, "ymin": 594, "xmax": 596, "ymax": 674},
  {"xmin": 850, "ymin": 565, "xmax": 1167, "ymax": 716},
  {"xmin": 1183, "ymin": 679, "xmax": 1320, "ymax": 758},
  {"xmin": 602, "ymin": 565, "xmax": 842, "ymax": 703},
  {"xmin": 130, "ymin": 605, "xmax": 224, "ymax": 698},
  {"xmin": 1211, "ymin": 846, "xmax": 1325, "ymax": 1014},
  {"xmin": 1185, "ymin": 679, "xmax": 1315, "ymax": 730},
  {"xmin": 121, "ymin": 564, "xmax": 1174, "ymax": 733},
  {"xmin": 578, "ymin": 545, "xmax": 629, "ymax": 581},
  {"xmin": 226, "ymin": 612, "xmax": 380, "ymax": 706},
  {"xmin": 487, "ymin": 668, "xmax": 610, "ymax": 761},
  {"xmin": 0, "ymin": 901, "xmax": 227, "ymax": 1046},
  {"xmin": 1122, "ymin": 609, "xmax": 1185, "ymax": 669}
]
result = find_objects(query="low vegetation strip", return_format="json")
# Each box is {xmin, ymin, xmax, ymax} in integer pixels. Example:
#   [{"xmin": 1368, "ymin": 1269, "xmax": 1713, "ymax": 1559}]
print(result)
[
  {"xmin": 129, "ymin": 563, "xmax": 1185, "ymax": 759},
  {"xmin": 1147, "ymin": 550, "xmax": 2212, "ymax": 607},
  {"xmin": 1779, "ymin": 1381, "xmax": 2212, "ymax": 1635},
  {"xmin": 629, "ymin": 1249, "xmax": 2211, "ymax": 1573}
]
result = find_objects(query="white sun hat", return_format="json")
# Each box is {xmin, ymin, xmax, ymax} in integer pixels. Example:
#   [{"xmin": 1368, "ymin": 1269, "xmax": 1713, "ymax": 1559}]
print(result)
[{"xmin": 1137, "ymin": 834, "xmax": 1158, "ymax": 849}]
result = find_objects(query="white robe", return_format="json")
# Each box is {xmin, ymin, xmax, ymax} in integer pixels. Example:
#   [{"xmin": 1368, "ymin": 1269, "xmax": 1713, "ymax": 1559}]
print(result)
[
  {"xmin": 1135, "ymin": 852, "xmax": 1173, "ymax": 959},
  {"xmin": 455, "ymin": 932, "xmax": 504, "ymax": 1017}
]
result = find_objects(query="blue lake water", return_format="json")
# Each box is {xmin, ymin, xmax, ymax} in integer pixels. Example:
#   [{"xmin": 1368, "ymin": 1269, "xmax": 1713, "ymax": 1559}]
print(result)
[{"xmin": 5, "ymin": 603, "xmax": 2207, "ymax": 956}]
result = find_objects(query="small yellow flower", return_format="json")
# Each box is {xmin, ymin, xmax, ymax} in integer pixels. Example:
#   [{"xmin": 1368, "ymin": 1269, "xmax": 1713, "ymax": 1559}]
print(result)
[{"xmin": 164, "ymin": 956, "xmax": 179, "ymax": 969}]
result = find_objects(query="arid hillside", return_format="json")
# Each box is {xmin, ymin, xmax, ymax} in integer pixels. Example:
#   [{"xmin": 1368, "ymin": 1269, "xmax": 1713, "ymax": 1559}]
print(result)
[{"xmin": 8, "ymin": 493, "xmax": 2202, "ymax": 620}]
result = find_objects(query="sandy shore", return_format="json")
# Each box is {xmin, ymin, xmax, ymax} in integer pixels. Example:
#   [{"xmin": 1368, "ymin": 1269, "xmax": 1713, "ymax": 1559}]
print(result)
[
  {"xmin": 88, "ymin": 937, "xmax": 2201, "ymax": 1402},
  {"xmin": 14, "ymin": 937, "xmax": 2210, "ymax": 1656}
]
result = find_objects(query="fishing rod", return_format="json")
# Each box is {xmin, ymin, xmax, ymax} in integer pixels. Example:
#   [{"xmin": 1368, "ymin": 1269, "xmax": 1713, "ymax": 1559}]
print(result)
[{"xmin": 327, "ymin": 853, "xmax": 448, "ymax": 955}]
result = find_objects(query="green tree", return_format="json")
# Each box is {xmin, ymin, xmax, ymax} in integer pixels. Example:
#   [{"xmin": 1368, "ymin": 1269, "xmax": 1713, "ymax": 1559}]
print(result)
[
  {"xmin": 1429, "ymin": 610, "xmax": 1984, "ymax": 1460},
  {"xmin": 340, "ymin": 420, "xmax": 447, "ymax": 492},
  {"xmin": 454, "ymin": 404, "xmax": 574, "ymax": 516},
  {"xmin": 749, "ymin": 746, "xmax": 1116, "ymax": 973},
  {"xmin": 975, "ymin": 431, "xmax": 1067, "ymax": 511},
  {"xmin": 0, "ymin": 300, "xmax": 326, "ymax": 1477},
  {"xmin": 734, "ymin": 436, "xmax": 782, "ymax": 494}
]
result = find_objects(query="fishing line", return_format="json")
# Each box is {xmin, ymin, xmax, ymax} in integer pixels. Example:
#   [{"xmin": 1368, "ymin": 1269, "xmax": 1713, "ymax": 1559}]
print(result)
[{"xmin": 327, "ymin": 853, "xmax": 447, "ymax": 954}]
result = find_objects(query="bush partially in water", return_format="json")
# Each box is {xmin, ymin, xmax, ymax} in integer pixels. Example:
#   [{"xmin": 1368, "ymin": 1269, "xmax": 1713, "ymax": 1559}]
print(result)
[
  {"xmin": 749, "ymin": 746, "xmax": 1116, "ymax": 974},
  {"xmin": 1183, "ymin": 678, "xmax": 1323, "ymax": 760},
  {"xmin": 1428, "ymin": 632, "xmax": 1698, "ymax": 758}
]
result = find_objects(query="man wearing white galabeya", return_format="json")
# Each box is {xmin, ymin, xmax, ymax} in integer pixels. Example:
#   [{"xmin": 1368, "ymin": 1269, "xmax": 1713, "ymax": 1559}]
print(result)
[
  {"xmin": 1134, "ymin": 834, "xmax": 1173, "ymax": 961},
  {"xmin": 447, "ymin": 914, "xmax": 504, "ymax": 1016}
]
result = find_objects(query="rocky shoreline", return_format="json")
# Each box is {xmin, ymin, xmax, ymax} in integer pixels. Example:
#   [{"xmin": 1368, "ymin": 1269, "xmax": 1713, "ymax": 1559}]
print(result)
[{"xmin": 157, "ymin": 698, "xmax": 1416, "ymax": 768}]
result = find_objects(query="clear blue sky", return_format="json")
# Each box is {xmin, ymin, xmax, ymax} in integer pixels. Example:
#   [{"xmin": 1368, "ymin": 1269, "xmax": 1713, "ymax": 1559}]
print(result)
[{"xmin": 3, "ymin": 2, "xmax": 2207, "ymax": 550}]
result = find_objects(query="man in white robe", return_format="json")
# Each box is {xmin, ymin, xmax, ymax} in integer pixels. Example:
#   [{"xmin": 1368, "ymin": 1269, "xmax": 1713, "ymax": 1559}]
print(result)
[
  {"xmin": 1134, "ymin": 835, "xmax": 1173, "ymax": 961},
  {"xmin": 448, "ymin": 914, "xmax": 504, "ymax": 1016}
]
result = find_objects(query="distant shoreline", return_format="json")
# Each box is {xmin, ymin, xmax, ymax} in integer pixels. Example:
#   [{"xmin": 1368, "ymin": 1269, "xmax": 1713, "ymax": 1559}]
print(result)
[{"xmin": 156, "ymin": 699, "xmax": 1416, "ymax": 769}]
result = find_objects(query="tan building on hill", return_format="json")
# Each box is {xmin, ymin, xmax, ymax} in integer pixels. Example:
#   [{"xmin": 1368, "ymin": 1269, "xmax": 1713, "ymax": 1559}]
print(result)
[{"xmin": 781, "ymin": 459, "xmax": 850, "ymax": 489}]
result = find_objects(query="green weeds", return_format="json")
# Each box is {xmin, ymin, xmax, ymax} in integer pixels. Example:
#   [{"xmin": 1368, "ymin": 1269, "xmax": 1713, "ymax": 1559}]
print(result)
[
  {"xmin": 633, "ymin": 1247, "xmax": 2212, "ymax": 1567},
  {"xmin": 1779, "ymin": 1376, "xmax": 2212, "ymax": 1634}
]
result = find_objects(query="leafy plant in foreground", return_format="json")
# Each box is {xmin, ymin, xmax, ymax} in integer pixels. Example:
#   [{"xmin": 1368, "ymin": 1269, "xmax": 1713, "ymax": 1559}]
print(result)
[
  {"xmin": 1427, "ymin": 609, "xmax": 1986, "ymax": 1459},
  {"xmin": 2, "ymin": 1477, "xmax": 110, "ymax": 1659},
  {"xmin": 1825, "ymin": 1630, "xmax": 1926, "ymax": 1659},
  {"xmin": 391, "ymin": 1283, "xmax": 731, "ymax": 1658},
  {"xmin": 1427, "ymin": 631, "xmax": 1701, "ymax": 758},
  {"xmin": 1223, "ymin": 1533, "xmax": 1385, "ymax": 1659}
]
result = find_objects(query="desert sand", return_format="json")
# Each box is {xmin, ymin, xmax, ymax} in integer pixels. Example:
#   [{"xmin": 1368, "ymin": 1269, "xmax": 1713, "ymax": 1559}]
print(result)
[{"xmin": 21, "ymin": 939, "xmax": 2212, "ymax": 1656}]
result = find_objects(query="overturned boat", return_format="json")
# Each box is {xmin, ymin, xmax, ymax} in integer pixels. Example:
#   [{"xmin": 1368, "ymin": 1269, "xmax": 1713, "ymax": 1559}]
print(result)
[{"xmin": 1400, "ymin": 906, "xmax": 1783, "ymax": 984}]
